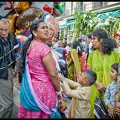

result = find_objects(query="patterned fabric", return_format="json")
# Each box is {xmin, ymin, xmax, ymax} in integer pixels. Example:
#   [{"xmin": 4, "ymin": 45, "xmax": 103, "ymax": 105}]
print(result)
[
  {"xmin": 104, "ymin": 81, "xmax": 117, "ymax": 107},
  {"xmin": 67, "ymin": 49, "xmax": 81, "ymax": 82},
  {"xmin": 17, "ymin": 40, "xmax": 57, "ymax": 118},
  {"xmin": 87, "ymin": 49, "xmax": 120, "ymax": 118}
]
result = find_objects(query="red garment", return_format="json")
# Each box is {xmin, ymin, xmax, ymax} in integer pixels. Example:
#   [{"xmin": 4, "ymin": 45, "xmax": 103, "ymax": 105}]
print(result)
[
  {"xmin": 63, "ymin": 49, "xmax": 68, "ymax": 64},
  {"xmin": 78, "ymin": 52, "xmax": 87, "ymax": 72}
]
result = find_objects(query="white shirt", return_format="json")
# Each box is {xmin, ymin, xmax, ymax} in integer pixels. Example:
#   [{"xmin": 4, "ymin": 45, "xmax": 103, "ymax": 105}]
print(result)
[
  {"xmin": 89, "ymin": 42, "xmax": 92, "ymax": 53},
  {"xmin": 65, "ymin": 46, "xmax": 71, "ymax": 53},
  {"xmin": 51, "ymin": 48, "xmax": 61, "ymax": 71},
  {"xmin": 53, "ymin": 42, "xmax": 58, "ymax": 49}
]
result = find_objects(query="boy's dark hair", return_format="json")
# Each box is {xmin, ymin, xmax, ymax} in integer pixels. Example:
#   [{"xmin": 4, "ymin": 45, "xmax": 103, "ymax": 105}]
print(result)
[{"xmin": 84, "ymin": 69, "xmax": 97, "ymax": 86}]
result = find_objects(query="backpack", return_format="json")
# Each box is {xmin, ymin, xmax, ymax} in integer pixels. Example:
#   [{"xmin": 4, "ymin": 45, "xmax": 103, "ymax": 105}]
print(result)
[{"xmin": 93, "ymin": 92, "xmax": 109, "ymax": 118}]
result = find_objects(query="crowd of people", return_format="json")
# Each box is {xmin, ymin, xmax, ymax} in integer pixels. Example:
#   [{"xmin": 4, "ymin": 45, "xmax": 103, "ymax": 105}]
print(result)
[{"xmin": 0, "ymin": 18, "xmax": 120, "ymax": 118}]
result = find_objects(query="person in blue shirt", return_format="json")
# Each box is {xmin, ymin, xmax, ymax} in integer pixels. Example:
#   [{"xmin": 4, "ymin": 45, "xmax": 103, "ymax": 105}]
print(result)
[
  {"xmin": 104, "ymin": 62, "xmax": 119, "ymax": 118},
  {"xmin": 0, "ymin": 18, "xmax": 18, "ymax": 118}
]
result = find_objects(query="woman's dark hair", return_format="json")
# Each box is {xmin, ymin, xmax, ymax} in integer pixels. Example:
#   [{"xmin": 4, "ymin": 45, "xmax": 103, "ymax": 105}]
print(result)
[
  {"xmin": 102, "ymin": 37, "xmax": 117, "ymax": 55},
  {"xmin": 84, "ymin": 69, "xmax": 97, "ymax": 86},
  {"xmin": 111, "ymin": 38, "xmax": 117, "ymax": 48},
  {"xmin": 18, "ymin": 19, "xmax": 44, "ymax": 83},
  {"xmin": 92, "ymin": 29, "xmax": 116, "ymax": 55},
  {"xmin": 77, "ymin": 37, "xmax": 82, "ymax": 43},
  {"xmin": 87, "ymin": 34, "xmax": 92, "ymax": 39},
  {"xmin": 111, "ymin": 62, "xmax": 119, "ymax": 73},
  {"xmin": 92, "ymin": 29, "xmax": 108, "ymax": 40},
  {"xmin": 72, "ymin": 40, "xmax": 83, "ymax": 56}
]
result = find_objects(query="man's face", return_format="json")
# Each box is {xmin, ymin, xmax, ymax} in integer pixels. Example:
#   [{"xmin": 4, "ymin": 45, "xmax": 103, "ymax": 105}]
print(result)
[{"xmin": 0, "ymin": 21, "xmax": 10, "ymax": 40}]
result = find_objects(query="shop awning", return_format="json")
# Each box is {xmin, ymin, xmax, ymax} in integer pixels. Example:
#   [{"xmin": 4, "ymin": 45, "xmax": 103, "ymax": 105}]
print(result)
[
  {"xmin": 96, "ymin": 6, "xmax": 120, "ymax": 19},
  {"xmin": 59, "ymin": 18, "xmax": 75, "ymax": 28},
  {"xmin": 62, "ymin": 18, "xmax": 75, "ymax": 26},
  {"xmin": 66, "ymin": 20, "xmax": 75, "ymax": 26}
]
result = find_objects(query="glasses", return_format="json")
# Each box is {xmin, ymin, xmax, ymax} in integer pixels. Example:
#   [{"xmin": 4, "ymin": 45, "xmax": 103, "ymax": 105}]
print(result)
[{"xmin": 0, "ymin": 28, "xmax": 9, "ymax": 32}]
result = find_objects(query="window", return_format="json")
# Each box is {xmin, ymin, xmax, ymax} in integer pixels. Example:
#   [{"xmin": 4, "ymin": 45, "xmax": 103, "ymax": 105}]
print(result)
[
  {"xmin": 74, "ymin": 2, "xmax": 85, "ymax": 12},
  {"xmin": 92, "ymin": 2, "xmax": 107, "ymax": 9}
]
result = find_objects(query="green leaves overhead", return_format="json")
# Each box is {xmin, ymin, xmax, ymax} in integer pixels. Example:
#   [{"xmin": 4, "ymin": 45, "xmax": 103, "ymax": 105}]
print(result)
[
  {"xmin": 72, "ymin": 11, "xmax": 120, "ymax": 40},
  {"xmin": 72, "ymin": 11, "xmax": 97, "ymax": 41}
]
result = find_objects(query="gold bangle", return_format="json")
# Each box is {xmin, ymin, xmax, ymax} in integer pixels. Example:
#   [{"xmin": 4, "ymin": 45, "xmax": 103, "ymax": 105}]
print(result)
[{"xmin": 56, "ymin": 90, "xmax": 62, "ymax": 95}]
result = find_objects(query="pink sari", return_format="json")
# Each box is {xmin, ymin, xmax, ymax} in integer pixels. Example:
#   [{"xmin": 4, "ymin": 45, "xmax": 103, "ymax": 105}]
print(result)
[{"xmin": 17, "ymin": 40, "xmax": 57, "ymax": 118}]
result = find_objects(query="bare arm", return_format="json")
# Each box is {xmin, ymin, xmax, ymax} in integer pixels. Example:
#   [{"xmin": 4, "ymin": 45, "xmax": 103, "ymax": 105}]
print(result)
[
  {"xmin": 59, "ymin": 74, "xmax": 80, "ymax": 89},
  {"xmin": 107, "ymin": 103, "xmax": 116, "ymax": 118},
  {"xmin": 42, "ymin": 52, "xmax": 60, "ymax": 91},
  {"xmin": 115, "ymin": 103, "xmax": 120, "ymax": 117}
]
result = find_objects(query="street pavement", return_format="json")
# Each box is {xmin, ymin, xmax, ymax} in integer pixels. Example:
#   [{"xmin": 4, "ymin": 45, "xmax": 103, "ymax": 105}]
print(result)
[
  {"xmin": 11, "ymin": 78, "xmax": 20, "ymax": 118},
  {"xmin": 11, "ymin": 77, "xmax": 71, "ymax": 118}
]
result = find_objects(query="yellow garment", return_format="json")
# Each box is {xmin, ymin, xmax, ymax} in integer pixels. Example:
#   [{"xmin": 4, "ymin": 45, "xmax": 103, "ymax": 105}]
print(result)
[
  {"xmin": 14, "ymin": 2, "xmax": 30, "ymax": 14},
  {"xmin": 67, "ymin": 49, "xmax": 81, "ymax": 82},
  {"xmin": 87, "ymin": 49, "xmax": 120, "ymax": 118},
  {"xmin": 61, "ymin": 78, "xmax": 91, "ymax": 118},
  {"xmin": 7, "ymin": 14, "xmax": 18, "ymax": 34}
]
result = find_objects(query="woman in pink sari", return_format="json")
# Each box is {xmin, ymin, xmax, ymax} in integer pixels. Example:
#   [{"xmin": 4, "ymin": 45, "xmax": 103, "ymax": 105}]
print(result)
[{"xmin": 17, "ymin": 20, "xmax": 62, "ymax": 118}]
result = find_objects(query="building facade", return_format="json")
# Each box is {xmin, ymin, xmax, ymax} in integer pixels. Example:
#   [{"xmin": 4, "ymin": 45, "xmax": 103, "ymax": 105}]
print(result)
[{"xmin": 57, "ymin": 2, "xmax": 120, "ymax": 39}]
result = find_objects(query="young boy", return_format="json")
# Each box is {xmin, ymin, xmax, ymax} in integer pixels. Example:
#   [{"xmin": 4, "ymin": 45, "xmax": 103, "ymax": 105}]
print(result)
[{"xmin": 59, "ymin": 69, "xmax": 97, "ymax": 118}]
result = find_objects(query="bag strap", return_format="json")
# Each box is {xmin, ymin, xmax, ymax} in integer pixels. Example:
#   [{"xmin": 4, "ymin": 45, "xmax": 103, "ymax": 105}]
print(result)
[{"xmin": 99, "ymin": 91, "xmax": 103, "ymax": 99}]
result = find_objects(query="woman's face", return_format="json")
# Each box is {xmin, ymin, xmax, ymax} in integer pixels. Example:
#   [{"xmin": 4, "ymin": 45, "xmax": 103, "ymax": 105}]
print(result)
[
  {"xmin": 34, "ymin": 22, "xmax": 49, "ymax": 41},
  {"xmin": 91, "ymin": 35, "xmax": 101, "ymax": 49},
  {"xmin": 110, "ymin": 67, "xmax": 117, "ymax": 81}
]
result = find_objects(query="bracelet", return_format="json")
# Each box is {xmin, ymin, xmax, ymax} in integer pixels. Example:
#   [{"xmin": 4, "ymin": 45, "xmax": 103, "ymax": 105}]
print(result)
[{"xmin": 56, "ymin": 90, "xmax": 62, "ymax": 95}]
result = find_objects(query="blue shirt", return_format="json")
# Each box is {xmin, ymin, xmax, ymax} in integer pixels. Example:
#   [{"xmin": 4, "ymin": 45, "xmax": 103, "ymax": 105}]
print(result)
[
  {"xmin": 0, "ymin": 32, "xmax": 18, "ymax": 80},
  {"xmin": 104, "ymin": 81, "xmax": 117, "ymax": 107}
]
